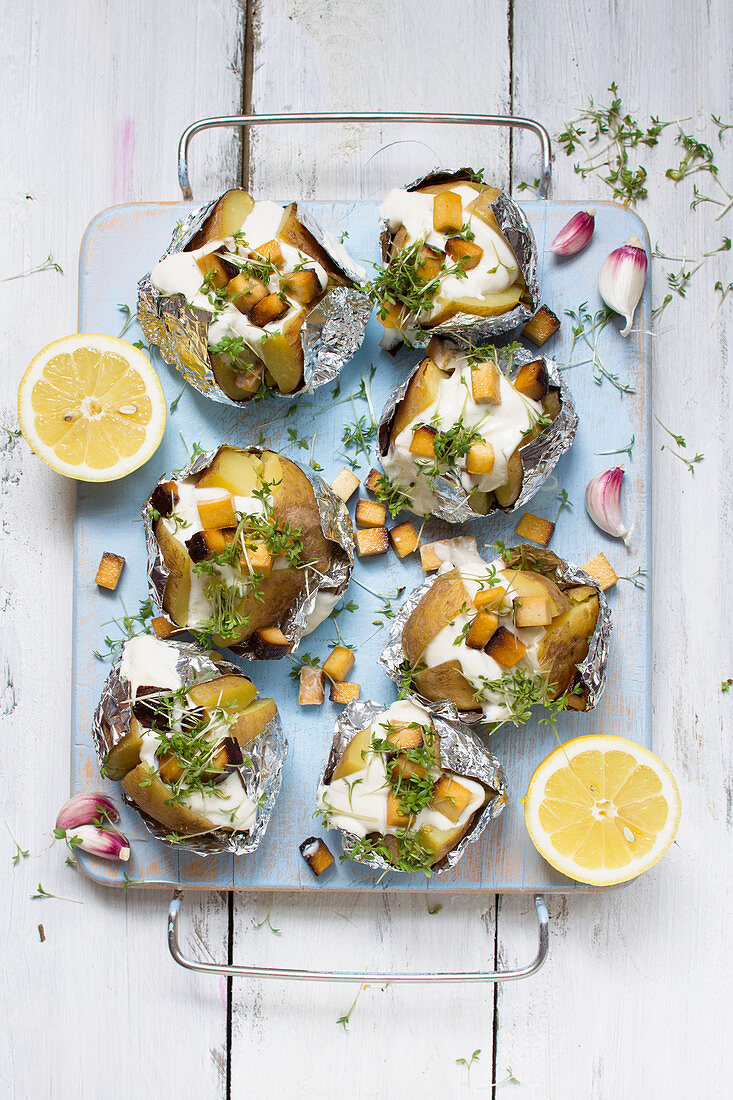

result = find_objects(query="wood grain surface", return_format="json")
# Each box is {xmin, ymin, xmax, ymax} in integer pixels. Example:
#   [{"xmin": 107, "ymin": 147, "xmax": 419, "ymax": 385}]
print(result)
[{"xmin": 1, "ymin": 0, "xmax": 731, "ymax": 1097}]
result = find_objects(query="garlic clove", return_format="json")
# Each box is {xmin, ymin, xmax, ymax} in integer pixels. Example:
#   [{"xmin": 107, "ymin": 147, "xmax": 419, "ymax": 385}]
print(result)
[
  {"xmin": 585, "ymin": 466, "xmax": 632, "ymax": 545},
  {"xmin": 598, "ymin": 237, "xmax": 648, "ymax": 337},
  {"xmin": 56, "ymin": 792, "xmax": 120, "ymax": 831},
  {"xmin": 549, "ymin": 209, "xmax": 595, "ymax": 256},
  {"xmin": 66, "ymin": 824, "xmax": 130, "ymax": 862}
]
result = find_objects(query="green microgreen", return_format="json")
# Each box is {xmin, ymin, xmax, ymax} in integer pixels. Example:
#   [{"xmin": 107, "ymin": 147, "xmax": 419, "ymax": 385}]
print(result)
[
  {"xmin": 618, "ymin": 566, "xmax": 647, "ymax": 590},
  {"xmin": 1, "ymin": 253, "xmax": 64, "ymax": 282},
  {"xmin": 6, "ymin": 824, "xmax": 29, "ymax": 866},
  {"xmin": 596, "ymin": 435, "xmax": 635, "ymax": 460},
  {"xmin": 456, "ymin": 1049, "xmax": 482, "ymax": 1086},
  {"xmin": 366, "ymin": 237, "xmax": 468, "ymax": 327},
  {"xmin": 117, "ymin": 303, "xmax": 135, "ymax": 338},
  {"xmin": 337, "ymin": 984, "xmax": 366, "ymax": 1031},
  {"xmin": 169, "ymin": 383, "xmax": 186, "ymax": 412},
  {"xmin": 93, "ymin": 598, "xmax": 155, "ymax": 661},
  {"xmin": 564, "ymin": 303, "xmax": 635, "ymax": 393},
  {"xmin": 721, "ymin": 679, "xmax": 732, "ymax": 693},
  {"xmin": 254, "ymin": 909, "xmax": 281, "ymax": 935},
  {"xmin": 32, "ymin": 883, "xmax": 82, "ymax": 904}
]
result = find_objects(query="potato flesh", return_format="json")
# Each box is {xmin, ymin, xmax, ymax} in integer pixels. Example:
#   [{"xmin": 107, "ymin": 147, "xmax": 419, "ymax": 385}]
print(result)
[{"xmin": 187, "ymin": 675, "xmax": 257, "ymax": 714}]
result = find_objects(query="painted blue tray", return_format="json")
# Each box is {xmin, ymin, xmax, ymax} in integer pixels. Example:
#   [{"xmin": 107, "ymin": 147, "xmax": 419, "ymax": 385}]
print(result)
[{"xmin": 73, "ymin": 198, "xmax": 651, "ymax": 892}]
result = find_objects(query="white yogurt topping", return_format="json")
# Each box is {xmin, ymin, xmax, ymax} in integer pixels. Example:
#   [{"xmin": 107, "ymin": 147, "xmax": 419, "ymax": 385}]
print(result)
[{"xmin": 316, "ymin": 699, "xmax": 485, "ymax": 839}]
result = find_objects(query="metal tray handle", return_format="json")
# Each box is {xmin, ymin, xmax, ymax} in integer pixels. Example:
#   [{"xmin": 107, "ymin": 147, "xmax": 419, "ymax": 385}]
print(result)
[
  {"xmin": 167, "ymin": 892, "xmax": 549, "ymax": 983},
  {"xmin": 178, "ymin": 111, "xmax": 552, "ymax": 201}
]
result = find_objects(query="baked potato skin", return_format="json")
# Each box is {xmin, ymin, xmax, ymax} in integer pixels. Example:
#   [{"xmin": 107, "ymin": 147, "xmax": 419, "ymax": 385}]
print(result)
[
  {"xmin": 413, "ymin": 661, "xmax": 480, "ymax": 712},
  {"xmin": 537, "ymin": 593, "xmax": 600, "ymax": 698},
  {"xmin": 401, "ymin": 569, "xmax": 471, "ymax": 667},
  {"xmin": 122, "ymin": 764, "xmax": 215, "ymax": 836}
]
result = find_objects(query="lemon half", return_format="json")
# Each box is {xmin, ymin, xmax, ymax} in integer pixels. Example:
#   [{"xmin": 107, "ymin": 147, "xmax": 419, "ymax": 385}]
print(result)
[
  {"xmin": 18, "ymin": 334, "xmax": 167, "ymax": 482},
  {"xmin": 524, "ymin": 735, "xmax": 681, "ymax": 886}
]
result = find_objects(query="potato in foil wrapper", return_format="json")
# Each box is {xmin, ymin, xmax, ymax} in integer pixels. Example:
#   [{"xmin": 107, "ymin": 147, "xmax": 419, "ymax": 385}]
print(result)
[
  {"xmin": 144, "ymin": 445, "xmax": 354, "ymax": 659},
  {"xmin": 378, "ymin": 544, "xmax": 611, "ymax": 727},
  {"xmin": 377, "ymin": 343, "xmax": 578, "ymax": 521},
  {"xmin": 317, "ymin": 699, "xmax": 507, "ymax": 875},
  {"xmin": 376, "ymin": 167, "xmax": 540, "ymax": 348},
  {"xmin": 137, "ymin": 193, "xmax": 372, "ymax": 402},
  {"xmin": 91, "ymin": 639, "xmax": 287, "ymax": 856}
]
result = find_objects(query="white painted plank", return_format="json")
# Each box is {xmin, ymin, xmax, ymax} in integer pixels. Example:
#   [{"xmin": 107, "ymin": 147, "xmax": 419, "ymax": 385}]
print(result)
[
  {"xmin": 500, "ymin": 1, "xmax": 733, "ymax": 1096},
  {"xmin": 0, "ymin": 3, "xmax": 243, "ymax": 1097}
]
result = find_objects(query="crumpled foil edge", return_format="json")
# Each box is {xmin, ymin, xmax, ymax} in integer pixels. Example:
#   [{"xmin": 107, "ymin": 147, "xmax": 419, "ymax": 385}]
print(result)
[
  {"xmin": 90, "ymin": 639, "xmax": 288, "ymax": 856},
  {"xmin": 144, "ymin": 445, "xmax": 354, "ymax": 659},
  {"xmin": 317, "ymin": 699, "xmax": 507, "ymax": 875}
]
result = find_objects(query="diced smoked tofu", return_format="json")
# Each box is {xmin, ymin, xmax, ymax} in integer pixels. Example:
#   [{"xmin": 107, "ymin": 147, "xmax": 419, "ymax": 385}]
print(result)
[
  {"xmin": 469, "ymin": 359, "xmax": 501, "ymax": 405},
  {"xmin": 383, "ymin": 721, "xmax": 424, "ymax": 749},
  {"xmin": 431, "ymin": 775, "xmax": 474, "ymax": 823},
  {"xmin": 298, "ymin": 665, "xmax": 325, "ymax": 705},
  {"xmin": 389, "ymin": 521, "xmax": 419, "ymax": 559},
  {"xmin": 242, "ymin": 539, "xmax": 273, "ymax": 577},
  {"xmin": 299, "ymin": 836, "xmax": 334, "ymax": 876},
  {"xmin": 432, "ymin": 191, "xmax": 464, "ymax": 234},
  {"xmin": 473, "ymin": 585, "xmax": 507, "ymax": 611},
  {"xmin": 391, "ymin": 753, "xmax": 427, "ymax": 782},
  {"xmin": 582, "ymin": 552, "xmax": 618, "ymax": 591},
  {"xmin": 485, "ymin": 626, "xmax": 526, "ymax": 668},
  {"xmin": 515, "ymin": 512, "xmax": 555, "ymax": 547},
  {"xmin": 330, "ymin": 466, "xmax": 360, "ymax": 503},
  {"xmin": 466, "ymin": 442, "xmax": 495, "ymax": 475},
  {"xmin": 282, "ymin": 269, "xmax": 321, "ymax": 305},
  {"xmin": 378, "ymin": 300, "xmax": 404, "ymax": 329},
  {"xmin": 445, "ymin": 237, "xmax": 484, "ymax": 270},
  {"xmin": 152, "ymin": 616, "xmax": 177, "ymax": 639},
  {"xmin": 420, "ymin": 544, "xmax": 443, "ymax": 572},
  {"xmin": 251, "ymin": 626, "xmax": 292, "ymax": 660},
  {"xmin": 158, "ymin": 753, "xmax": 184, "ymax": 784},
  {"xmin": 355, "ymin": 498, "xmax": 387, "ymax": 528},
  {"xmin": 150, "ymin": 480, "xmax": 179, "ymax": 518},
  {"xmin": 329, "ymin": 681, "xmax": 360, "ymax": 704},
  {"xmin": 386, "ymin": 790, "xmax": 410, "ymax": 828},
  {"xmin": 465, "ymin": 609, "xmax": 499, "ymax": 649},
  {"xmin": 197, "ymin": 495, "xmax": 237, "ymax": 530},
  {"xmin": 251, "ymin": 239, "xmax": 284, "ymax": 268},
  {"xmin": 513, "ymin": 595, "xmax": 552, "ymax": 627},
  {"xmin": 185, "ymin": 528, "xmax": 234, "ymax": 563},
  {"xmin": 409, "ymin": 424, "xmax": 438, "ymax": 457},
  {"xmin": 364, "ymin": 468, "xmax": 383, "ymax": 495},
  {"xmin": 196, "ymin": 253, "xmax": 229, "ymax": 289},
  {"xmin": 95, "ymin": 552, "xmax": 125, "ymax": 591},
  {"xmin": 513, "ymin": 359, "xmax": 549, "ymax": 401},
  {"xmin": 416, "ymin": 245, "xmax": 444, "ymax": 283},
  {"xmin": 228, "ymin": 273, "xmax": 268, "ymax": 314},
  {"xmin": 355, "ymin": 527, "xmax": 389, "ymax": 557},
  {"xmin": 522, "ymin": 304, "xmax": 561, "ymax": 347},
  {"xmin": 210, "ymin": 736, "xmax": 244, "ymax": 773},
  {"xmin": 249, "ymin": 292, "xmax": 289, "ymax": 328},
  {"xmin": 322, "ymin": 645, "xmax": 355, "ymax": 683}
]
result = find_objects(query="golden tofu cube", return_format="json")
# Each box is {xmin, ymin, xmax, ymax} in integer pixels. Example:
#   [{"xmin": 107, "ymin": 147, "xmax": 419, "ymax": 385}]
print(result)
[
  {"xmin": 197, "ymin": 495, "xmax": 238, "ymax": 530},
  {"xmin": 465, "ymin": 609, "xmax": 499, "ymax": 649},
  {"xmin": 378, "ymin": 300, "xmax": 404, "ymax": 329},
  {"xmin": 251, "ymin": 239, "xmax": 284, "ymax": 268},
  {"xmin": 329, "ymin": 681, "xmax": 360, "ymax": 704},
  {"xmin": 390, "ymin": 753, "xmax": 427, "ymax": 783},
  {"xmin": 416, "ymin": 245, "xmax": 444, "ymax": 283},
  {"xmin": 432, "ymin": 190, "xmax": 464, "ymax": 234},
  {"xmin": 243, "ymin": 538, "xmax": 273, "ymax": 577},
  {"xmin": 322, "ymin": 645, "xmax": 355, "ymax": 683},
  {"xmin": 445, "ymin": 236, "xmax": 484, "ymax": 270},
  {"xmin": 158, "ymin": 752, "xmax": 184, "ymax": 784},
  {"xmin": 298, "ymin": 665, "xmax": 325, "ymax": 705},
  {"xmin": 185, "ymin": 528, "xmax": 236, "ymax": 563},
  {"xmin": 364, "ymin": 468, "xmax": 382, "ymax": 495},
  {"xmin": 330, "ymin": 466, "xmax": 360, "ymax": 503},
  {"xmin": 470, "ymin": 359, "xmax": 501, "ymax": 405},
  {"xmin": 282, "ymin": 268, "xmax": 321, "ymax": 305},
  {"xmin": 409, "ymin": 424, "xmax": 438, "ymax": 457},
  {"xmin": 521, "ymin": 304, "xmax": 561, "ymax": 347},
  {"xmin": 95, "ymin": 551, "xmax": 125, "ymax": 591},
  {"xmin": 355, "ymin": 498, "xmax": 387, "ymax": 528},
  {"xmin": 513, "ymin": 359, "xmax": 549, "ymax": 401},
  {"xmin": 473, "ymin": 585, "xmax": 507, "ymax": 611},
  {"xmin": 420, "ymin": 544, "xmax": 443, "ymax": 572},
  {"xmin": 228, "ymin": 273, "xmax": 269, "ymax": 314},
  {"xmin": 513, "ymin": 594, "xmax": 553, "ymax": 627},
  {"xmin": 250, "ymin": 292, "xmax": 289, "ymax": 328},
  {"xmin": 355, "ymin": 527, "xmax": 389, "ymax": 557},
  {"xmin": 485, "ymin": 626, "xmax": 526, "ymax": 668},
  {"xmin": 582, "ymin": 552, "xmax": 618, "ymax": 591},
  {"xmin": 299, "ymin": 836, "xmax": 334, "ymax": 876},
  {"xmin": 383, "ymin": 722, "xmax": 424, "ymax": 750},
  {"xmin": 515, "ymin": 512, "xmax": 555, "ymax": 547},
  {"xmin": 196, "ymin": 253, "xmax": 229, "ymax": 290},
  {"xmin": 386, "ymin": 790, "xmax": 410, "ymax": 828},
  {"xmin": 389, "ymin": 521, "xmax": 419, "ymax": 559},
  {"xmin": 251, "ymin": 626, "xmax": 292, "ymax": 660},
  {"xmin": 466, "ymin": 441, "xmax": 495, "ymax": 475},
  {"xmin": 151, "ymin": 616, "xmax": 177, "ymax": 639},
  {"xmin": 431, "ymin": 775, "xmax": 474, "ymax": 823}
]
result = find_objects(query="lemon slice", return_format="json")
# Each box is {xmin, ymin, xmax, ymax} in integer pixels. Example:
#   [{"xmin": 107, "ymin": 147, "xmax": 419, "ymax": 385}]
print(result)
[
  {"xmin": 18, "ymin": 334, "xmax": 167, "ymax": 482},
  {"xmin": 524, "ymin": 735, "xmax": 680, "ymax": 886}
]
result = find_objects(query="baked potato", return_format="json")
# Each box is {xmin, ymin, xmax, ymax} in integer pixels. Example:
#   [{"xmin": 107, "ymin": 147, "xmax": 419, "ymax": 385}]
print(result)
[
  {"xmin": 371, "ymin": 173, "xmax": 533, "ymax": 346},
  {"xmin": 103, "ymin": 635, "xmax": 279, "ymax": 838},
  {"xmin": 149, "ymin": 189, "xmax": 357, "ymax": 397},
  {"xmin": 316, "ymin": 699, "xmax": 488, "ymax": 872},
  {"xmin": 148, "ymin": 445, "xmax": 345, "ymax": 654},
  {"xmin": 378, "ymin": 338, "xmax": 563, "ymax": 516},
  {"xmin": 397, "ymin": 543, "xmax": 602, "ymax": 726}
]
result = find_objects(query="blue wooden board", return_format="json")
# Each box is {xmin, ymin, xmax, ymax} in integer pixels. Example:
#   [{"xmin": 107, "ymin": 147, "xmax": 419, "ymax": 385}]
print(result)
[{"xmin": 73, "ymin": 198, "xmax": 651, "ymax": 892}]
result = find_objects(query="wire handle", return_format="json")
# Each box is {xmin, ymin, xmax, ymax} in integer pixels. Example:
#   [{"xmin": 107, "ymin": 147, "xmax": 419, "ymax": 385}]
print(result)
[
  {"xmin": 177, "ymin": 112, "xmax": 552, "ymax": 201},
  {"xmin": 167, "ymin": 892, "xmax": 549, "ymax": 983}
]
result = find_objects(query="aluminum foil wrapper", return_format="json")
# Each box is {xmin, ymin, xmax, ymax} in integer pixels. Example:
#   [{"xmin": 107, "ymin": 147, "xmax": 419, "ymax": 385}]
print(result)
[
  {"xmin": 318, "ymin": 699, "xmax": 507, "ymax": 875},
  {"xmin": 379, "ymin": 167, "xmax": 539, "ymax": 346},
  {"xmin": 145, "ymin": 446, "xmax": 354, "ymax": 658},
  {"xmin": 137, "ymin": 194, "xmax": 372, "ymax": 402},
  {"xmin": 378, "ymin": 544, "xmax": 611, "ymax": 725},
  {"xmin": 377, "ymin": 344, "xmax": 578, "ymax": 521},
  {"xmin": 91, "ymin": 639, "xmax": 288, "ymax": 856}
]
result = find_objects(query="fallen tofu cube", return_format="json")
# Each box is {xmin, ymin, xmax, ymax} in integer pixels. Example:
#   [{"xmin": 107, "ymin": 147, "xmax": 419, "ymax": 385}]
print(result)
[
  {"xmin": 515, "ymin": 512, "xmax": 555, "ymax": 547},
  {"xmin": 250, "ymin": 292, "xmax": 289, "ymax": 328},
  {"xmin": 513, "ymin": 359, "xmax": 549, "ymax": 401},
  {"xmin": 330, "ymin": 466, "xmax": 360, "ymax": 503},
  {"xmin": 322, "ymin": 645, "xmax": 355, "ymax": 683},
  {"xmin": 389, "ymin": 521, "xmax": 419, "ymax": 558},
  {"xmin": 445, "ymin": 236, "xmax": 483, "ymax": 270},
  {"xmin": 469, "ymin": 359, "xmax": 501, "ymax": 405},
  {"xmin": 329, "ymin": 681, "xmax": 360, "ymax": 704},
  {"xmin": 433, "ymin": 190, "xmax": 463, "ymax": 234},
  {"xmin": 282, "ymin": 268, "xmax": 321, "ymax": 305},
  {"xmin": 196, "ymin": 253, "xmax": 229, "ymax": 289},
  {"xmin": 151, "ymin": 616, "xmax": 177, "ymax": 639},
  {"xmin": 466, "ymin": 441, "xmax": 495, "ymax": 475},
  {"xmin": 95, "ymin": 552, "xmax": 125, "ymax": 591},
  {"xmin": 473, "ymin": 585, "xmax": 507, "ymax": 611},
  {"xmin": 251, "ymin": 239, "xmax": 284, "ymax": 268},
  {"xmin": 355, "ymin": 527, "xmax": 389, "ymax": 557},
  {"xmin": 522, "ymin": 304, "xmax": 561, "ymax": 347},
  {"xmin": 299, "ymin": 836, "xmax": 334, "ymax": 876},
  {"xmin": 409, "ymin": 424, "xmax": 438, "ymax": 457},
  {"xmin": 485, "ymin": 626, "xmax": 526, "ymax": 669},
  {"xmin": 582, "ymin": 552, "xmax": 618, "ymax": 591},
  {"xmin": 251, "ymin": 626, "xmax": 292, "ymax": 660},
  {"xmin": 465, "ymin": 609, "xmax": 499, "ymax": 649},
  {"xmin": 431, "ymin": 775, "xmax": 474, "ymax": 822},
  {"xmin": 197, "ymin": 495, "xmax": 238, "ymax": 530},
  {"xmin": 355, "ymin": 498, "xmax": 387, "ymax": 528},
  {"xmin": 364, "ymin": 468, "xmax": 383, "ymax": 495},
  {"xmin": 514, "ymin": 594, "xmax": 553, "ymax": 627},
  {"xmin": 299, "ymin": 665, "xmax": 325, "ymax": 705}
]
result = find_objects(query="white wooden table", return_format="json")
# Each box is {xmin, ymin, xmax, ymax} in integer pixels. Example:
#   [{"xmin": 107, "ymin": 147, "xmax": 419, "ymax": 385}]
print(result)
[{"xmin": 2, "ymin": 2, "xmax": 732, "ymax": 1096}]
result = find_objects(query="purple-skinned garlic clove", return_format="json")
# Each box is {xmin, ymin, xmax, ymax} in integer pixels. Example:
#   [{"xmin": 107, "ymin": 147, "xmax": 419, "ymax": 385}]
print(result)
[
  {"xmin": 598, "ymin": 237, "xmax": 648, "ymax": 336},
  {"xmin": 56, "ymin": 793, "xmax": 120, "ymax": 831},
  {"xmin": 585, "ymin": 467, "xmax": 633, "ymax": 545},
  {"xmin": 548, "ymin": 209, "xmax": 595, "ymax": 256},
  {"xmin": 66, "ymin": 825, "xmax": 131, "ymax": 862}
]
